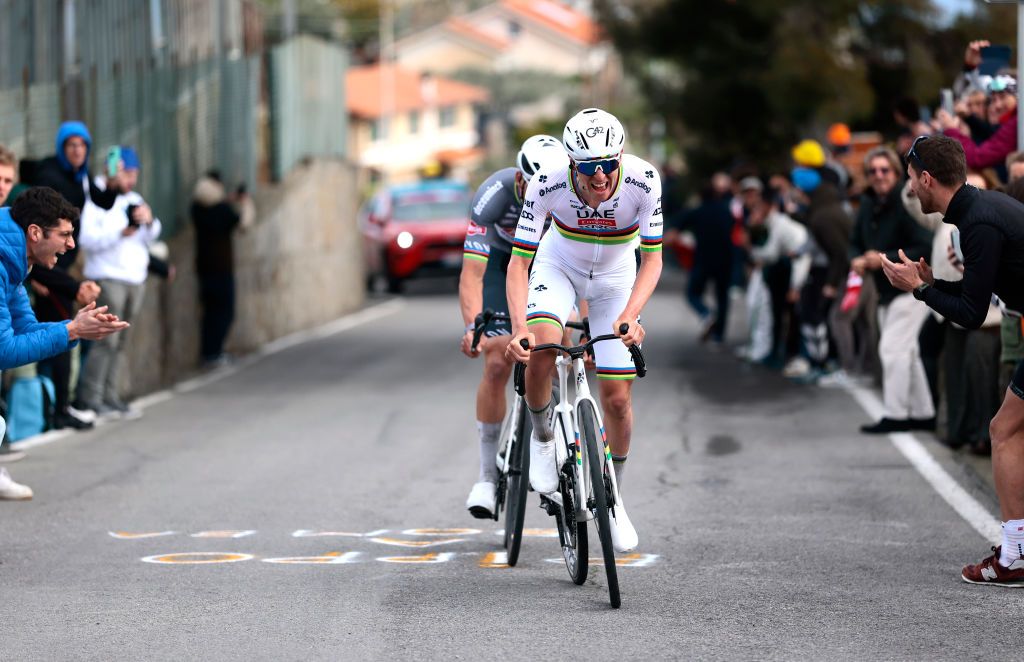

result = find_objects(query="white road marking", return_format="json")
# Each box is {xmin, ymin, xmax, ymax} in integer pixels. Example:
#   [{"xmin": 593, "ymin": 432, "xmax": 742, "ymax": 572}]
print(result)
[
  {"xmin": 847, "ymin": 385, "xmax": 1001, "ymax": 543},
  {"xmin": 10, "ymin": 299, "xmax": 405, "ymax": 452}
]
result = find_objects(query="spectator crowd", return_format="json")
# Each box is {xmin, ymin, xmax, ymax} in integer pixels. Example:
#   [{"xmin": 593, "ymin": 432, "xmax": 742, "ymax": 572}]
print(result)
[
  {"xmin": 668, "ymin": 38, "xmax": 1024, "ymax": 456},
  {"xmin": 0, "ymin": 119, "xmax": 252, "ymax": 500}
]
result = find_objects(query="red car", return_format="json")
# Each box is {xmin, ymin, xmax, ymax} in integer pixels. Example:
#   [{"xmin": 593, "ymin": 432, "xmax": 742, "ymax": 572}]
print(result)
[{"xmin": 360, "ymin": 180, "xmax": 472, "ymax": 293}]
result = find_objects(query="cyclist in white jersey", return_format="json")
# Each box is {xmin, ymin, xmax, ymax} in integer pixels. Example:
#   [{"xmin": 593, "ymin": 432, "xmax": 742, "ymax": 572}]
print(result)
[
  {"xmin": 506, "ymin": 108, "xmax": 663, "ymax": 552},
  {"xmin": 461, "ymin": 136, "xmax": 568, "ymax": 519}
]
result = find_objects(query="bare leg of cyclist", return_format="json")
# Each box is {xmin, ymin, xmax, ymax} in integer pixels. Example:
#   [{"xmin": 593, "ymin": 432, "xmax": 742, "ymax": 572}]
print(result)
[
  {"xmin": 600, "ymin": 379, "xmax": 633, "ymax": 488},
  {"xmin": 524, "ymin": 322, "xmax": 562, "ymax": 493},
  {"xmin": 599, "ymin": 377, "xmax": 638, "ymax": 551},
  {"xmin": 476, "ymin": 335, "xmax": 513, "ymax": 480}
]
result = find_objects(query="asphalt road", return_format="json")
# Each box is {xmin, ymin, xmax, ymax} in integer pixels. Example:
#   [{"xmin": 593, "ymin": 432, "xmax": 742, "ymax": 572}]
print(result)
[{"xmin": 4, "ymin": 277, "xmax": 1022, "ymax": 660}]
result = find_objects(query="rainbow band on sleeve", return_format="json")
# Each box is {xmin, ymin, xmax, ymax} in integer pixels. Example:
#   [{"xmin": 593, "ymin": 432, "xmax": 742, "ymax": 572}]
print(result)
[
  {"xmin": 640, "ymin": 234, "xmax": 663, "ymax": 252},
  {"xmin": 552, "ymin": 215, "xmax": 639, "ymax": 245},
  {"xmin": 596, "ymin": 366, "xmax": 637, "ymax": 381},
  {"xmin": 463, "ymin": 247, "xmax": 489, "ymax": 263},
  {"xmin": 511, "ymin": 237, "xmax": 539, "ymax": 259},
  {"xmin": 526, "ymin": 311, "xmax": 563, "ymax": 329}
]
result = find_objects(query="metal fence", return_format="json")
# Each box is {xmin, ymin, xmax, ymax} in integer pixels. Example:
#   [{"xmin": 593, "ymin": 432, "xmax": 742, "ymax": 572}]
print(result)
[
  {"xmin": 269, "ymin": 34, "xmax": 347, "ymax": 181},
  {"xmin": 0, "ymin": 0, "xmax": 266, "ymax": 234}
]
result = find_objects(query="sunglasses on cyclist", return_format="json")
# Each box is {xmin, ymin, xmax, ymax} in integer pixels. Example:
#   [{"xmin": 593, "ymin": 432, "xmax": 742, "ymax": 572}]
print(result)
[
  {"xmin": 906, "ymin": 135, "xmax": 929, "ymax": 174},
  {"xmin": 574, "ymin": 157, "xmax": 621, "ymax": 176}
]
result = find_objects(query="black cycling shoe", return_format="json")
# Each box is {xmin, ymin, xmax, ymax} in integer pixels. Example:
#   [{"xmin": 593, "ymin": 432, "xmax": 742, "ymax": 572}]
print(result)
[{"xmin": 911, "ymin": 417, "xmax": 936, "ymax": 431}]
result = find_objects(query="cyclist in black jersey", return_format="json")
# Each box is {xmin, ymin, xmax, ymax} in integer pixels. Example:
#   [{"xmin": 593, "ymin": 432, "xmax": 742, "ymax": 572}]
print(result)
[
  {"xmin": 460, "ymin": 136, "xmax": 567, "ymax": 518},
  {"xmin": 881, "ymin": 134, "xmax": 1024, "ymax": 586}
]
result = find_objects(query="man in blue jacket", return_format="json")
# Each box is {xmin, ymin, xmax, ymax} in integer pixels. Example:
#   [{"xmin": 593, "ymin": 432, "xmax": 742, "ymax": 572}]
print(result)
[{"xmin": 0, "ymin": 187, "xmax": 129, "ymax": 500}]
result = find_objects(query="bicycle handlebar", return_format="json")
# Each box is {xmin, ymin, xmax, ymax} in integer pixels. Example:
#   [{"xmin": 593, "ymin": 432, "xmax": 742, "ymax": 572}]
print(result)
[
  {"xmin": 517, "ymin": 323, "xmax": 647, "ymax": 379},
  {"xmin": 472, "ymin": 308, "xmax": 512, "ymax": 352}
]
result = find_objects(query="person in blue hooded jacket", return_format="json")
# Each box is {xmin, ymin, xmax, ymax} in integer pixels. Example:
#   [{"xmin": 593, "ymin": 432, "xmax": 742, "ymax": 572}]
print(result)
[
  {"xmin": 28, "ymin": 122, "xmax": 119, "ymax": 429},
  {"xmin": 0, "ymin": 187, "xmax": 129, "ymax": 500}
]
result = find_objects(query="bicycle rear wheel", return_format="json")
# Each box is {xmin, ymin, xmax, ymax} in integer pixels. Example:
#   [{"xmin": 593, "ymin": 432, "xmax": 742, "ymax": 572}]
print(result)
[
  {"xmin": 553, "ymin": 414, "xmax": 587, "ymax": 584},
  {"xmin": 579, "ymin": 400, "xmax": 620, "ymax": 608},
  {"xmin": 503, "ymin": 396, "xmax": 530, "ymax": 566}
]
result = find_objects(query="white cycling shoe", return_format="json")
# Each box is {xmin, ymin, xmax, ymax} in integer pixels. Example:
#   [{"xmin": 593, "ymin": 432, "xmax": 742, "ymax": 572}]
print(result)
[
  {"xmin": 529, "ymin": 434, "xmax": 559, "ymax": 494},
  {"xmin": 465, "ymin": 481, "xmax": 496, "ymax": 519},
  {"xmin": 609, "ymin": 498, "xmax": 638, "ymax": 552}
]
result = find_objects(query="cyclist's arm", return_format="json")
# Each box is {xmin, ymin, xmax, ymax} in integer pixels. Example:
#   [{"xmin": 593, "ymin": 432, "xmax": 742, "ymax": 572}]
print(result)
[
  {"xmin": 619, "ymin": 250, "xmax": 662, "ymax": 323},
  {"xmin": 620, "ymin": 168, "xmax": 665, "ymax": 323},
  {"xmin": 507, "ymin": 255, "xmax": 531, "ymax": 335},
  {"xmin": 459, "ymin": 258, "xmax": 486, "ymax": 329}
]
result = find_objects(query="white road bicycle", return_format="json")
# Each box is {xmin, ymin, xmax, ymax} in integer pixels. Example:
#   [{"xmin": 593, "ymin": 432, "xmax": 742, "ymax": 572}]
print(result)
[
  {"xmin": 471, "ymin": 310, "xmax": 532, "ymax": 566},
  {"xmin": 515, "ymin": 323, "xmax": 647, "ymax": 609},
  {"xmin": 471, "ymin": 310, "xmax": 589, "ymax": 567}
]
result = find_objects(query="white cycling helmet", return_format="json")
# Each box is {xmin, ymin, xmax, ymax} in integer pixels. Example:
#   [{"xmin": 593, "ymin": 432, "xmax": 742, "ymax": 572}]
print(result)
[
  {"xmin": 516, "ymin": 134, "xmax": 568, "ymax": 182},
  {"xmin": 562, "ymin": 108, "xmax": 625, "ymax": 162}
]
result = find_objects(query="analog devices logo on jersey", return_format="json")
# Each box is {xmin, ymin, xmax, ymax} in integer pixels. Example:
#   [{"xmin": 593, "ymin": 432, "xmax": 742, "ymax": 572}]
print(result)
[
  {"xmin": 624, "ymin": 176, "xmax": 652, "ymax": 194},
  {"xmin": 539, "ymin": 181, "xmax": 567, "ymax": 197}
]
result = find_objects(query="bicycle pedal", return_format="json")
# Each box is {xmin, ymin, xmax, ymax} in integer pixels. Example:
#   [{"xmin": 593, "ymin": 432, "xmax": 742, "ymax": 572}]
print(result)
[{"xmin": 539, "ymin": 494, "xmax": 562, "ymax": 516}]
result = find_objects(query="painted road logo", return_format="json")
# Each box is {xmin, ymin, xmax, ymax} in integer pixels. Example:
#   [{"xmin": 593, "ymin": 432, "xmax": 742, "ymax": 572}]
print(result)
[{"xmin": 112, "ymin": 528, "xmax": 661, "ymax": 569}]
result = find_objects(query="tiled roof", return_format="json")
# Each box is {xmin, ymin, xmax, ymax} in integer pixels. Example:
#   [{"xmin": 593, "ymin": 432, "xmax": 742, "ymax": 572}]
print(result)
[
  {"xmin": 346, "ymin": 64, "xmax": 490, "ymax": 119},
  {"xmin": 444, "ymin": 16, "xmax": 511, "ymax": 51},
  {"xmin": 501, "ymin": 0, "xmax": 601, "ymax": 46}
]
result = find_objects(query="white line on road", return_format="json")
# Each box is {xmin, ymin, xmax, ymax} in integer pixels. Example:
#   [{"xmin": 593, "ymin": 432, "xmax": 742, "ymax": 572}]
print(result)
[
  {"xmin": 847, "ymin": 385, "xmax": 1001, "ymax": 543},
  {"xmin": 11, "ymin": 299, "xmax": 405, "ymax": 452}
]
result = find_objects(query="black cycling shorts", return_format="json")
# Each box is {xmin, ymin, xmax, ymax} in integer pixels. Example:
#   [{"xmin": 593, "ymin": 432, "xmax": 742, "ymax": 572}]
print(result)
[
  {"xmin": 482, "ymin": 250, "xmax": 512, "ymax": 337},
  {"xmin": 1012, "ymin": 359, "xmax": 1024, "ymax": 401}
]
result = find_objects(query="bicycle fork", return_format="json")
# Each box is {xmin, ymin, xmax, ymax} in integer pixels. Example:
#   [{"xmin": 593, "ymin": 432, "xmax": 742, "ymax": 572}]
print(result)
[{"xmin": 568, "ymin": 355, "xmax": 622, "ymax": 517}]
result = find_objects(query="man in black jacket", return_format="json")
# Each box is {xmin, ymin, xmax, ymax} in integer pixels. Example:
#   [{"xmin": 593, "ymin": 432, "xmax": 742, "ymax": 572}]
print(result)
[
  {"xmin": 672, "ymin": 173, "xmax": 734, "ymax": 344},
  {"xmin": 192, "ymin": 171, "xmax": 253, "ymax": 366},
  {"xmin": 882, "ymin": 134, "xmax": 1024, "ymax": 586},
  {"xmin": 851, "ymin": 146, "xmax": 935, "ymax": 433},
  {"xmin": 31, "ymin": 122, "xmax": 119, "ymax": 426}
]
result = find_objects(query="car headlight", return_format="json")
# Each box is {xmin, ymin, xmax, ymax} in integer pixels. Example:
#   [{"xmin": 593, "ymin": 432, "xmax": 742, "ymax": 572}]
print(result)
[{"xmin": 396, "ymin": 231, "xmax": 414, "ymax": 249}]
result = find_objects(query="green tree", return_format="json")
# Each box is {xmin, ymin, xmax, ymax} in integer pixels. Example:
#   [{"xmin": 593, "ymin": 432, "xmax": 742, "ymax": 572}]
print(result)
[{"xmin": 592, "ymin": 0, "xmax": 948, "ymax": 177}]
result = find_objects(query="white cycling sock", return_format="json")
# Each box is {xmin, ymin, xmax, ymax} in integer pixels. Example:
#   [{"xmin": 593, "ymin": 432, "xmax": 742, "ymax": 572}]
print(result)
[
  {"xmin": 477, "ymin": 421, "xmax": 501, "ymax": 483},
  {"xmin": 1000, "ymin": 520, "xmax": 1024, "ymax": 568},
  {"xmin": 612, "ymin": 454, "xmax": 627, "ymax": 491},
  {"xmin": 528, "ymin": 401, "xmax": 554, "ymax": 442}
]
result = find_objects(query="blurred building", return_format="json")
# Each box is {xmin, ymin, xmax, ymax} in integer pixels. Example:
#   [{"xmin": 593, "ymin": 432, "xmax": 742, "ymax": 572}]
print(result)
[
  {"xmin": 346, "ymin": 64, "xmax": 489, "ymax": 184},
  {"xmin": 393, "ymin": 0, "xmax": 618, "ymax": 123},
  {"xmin": 396, "ymin": 0, "xmax": 606, "ymax": 76}
]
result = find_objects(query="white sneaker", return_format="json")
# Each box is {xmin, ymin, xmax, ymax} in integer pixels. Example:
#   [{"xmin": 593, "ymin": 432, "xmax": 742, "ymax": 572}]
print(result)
[
  {"xmin": 609, "ymin": 498, "xmax": 638, "ymax": 552},
  {"xmin": 0, "ymin": 467, "xmax": 33, "ymax": 500},
  {"xmin": 465, "ymin": 481, "xmax": 497, "ymax": 519},
  {"xmin": 529, "ymin": 434, "xmax": 559, "ymax": 494},
  {"xmin": 67, "ymin": 405, "xmax": 97, "ymax": 424},
  {"xmin": 817, "ymin": 369, "xmax": 851, "ymax": 388},
  {"xmin": 782, "ymin": 356, "xmax": 811, "ymax": 378}
]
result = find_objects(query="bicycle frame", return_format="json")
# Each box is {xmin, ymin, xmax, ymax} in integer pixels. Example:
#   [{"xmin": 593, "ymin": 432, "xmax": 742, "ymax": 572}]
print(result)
[{"xmin": 550, "ymin": 352, "xmax": 621, "ymax": 523}]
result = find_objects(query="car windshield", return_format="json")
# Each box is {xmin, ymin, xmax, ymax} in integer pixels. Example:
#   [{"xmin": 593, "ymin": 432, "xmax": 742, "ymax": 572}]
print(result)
[{"xmin": 391, "ymin": 188, "xmax": 470, "ymax": 222}]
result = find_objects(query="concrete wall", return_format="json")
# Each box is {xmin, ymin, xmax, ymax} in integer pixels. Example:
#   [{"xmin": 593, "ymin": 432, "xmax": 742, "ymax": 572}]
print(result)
[{"xmin": 120, "ymin": 158, "xmax": 364, "ymax": 397}]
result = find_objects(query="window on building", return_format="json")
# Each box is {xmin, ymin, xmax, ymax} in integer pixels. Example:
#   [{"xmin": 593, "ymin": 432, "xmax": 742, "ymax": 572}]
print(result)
[
  {"xmin": 439, "ymin": 107, "xmax": 456, "ymax": 128},
  {"xmin": 409, "ymin": 111, "xmax": 420, "ymax": 134},
  {"xmin": 371, "ymin": 116, "xmax": 390, "ymax": 141}
]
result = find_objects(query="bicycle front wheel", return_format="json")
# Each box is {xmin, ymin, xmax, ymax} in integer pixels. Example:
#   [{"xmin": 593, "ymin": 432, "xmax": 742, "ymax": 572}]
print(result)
[
  {"xmin": 554, "ymin": 414, "xmax": 588, "ymax": 585},
  {"xmin": 504, "ymin": 396, "xmax": 530, "ymax": 566},
  {"xmin": 579, "ymin": 400, "xmax": 620, "ymax": 608}
]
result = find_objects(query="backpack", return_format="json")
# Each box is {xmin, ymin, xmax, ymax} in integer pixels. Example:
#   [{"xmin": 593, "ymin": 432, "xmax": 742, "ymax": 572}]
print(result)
[{"xmin": 6, "ymin": 375, "xmax": 56, "ymax": 441}]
